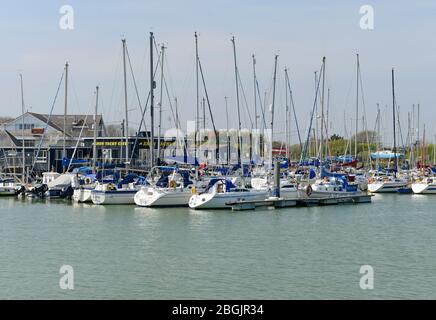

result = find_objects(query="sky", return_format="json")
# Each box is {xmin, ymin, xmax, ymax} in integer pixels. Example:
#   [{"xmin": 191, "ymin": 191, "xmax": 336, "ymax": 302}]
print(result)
[{"xmin": 1, "ymin": 0, "xmax": 436, "ymax": 145}]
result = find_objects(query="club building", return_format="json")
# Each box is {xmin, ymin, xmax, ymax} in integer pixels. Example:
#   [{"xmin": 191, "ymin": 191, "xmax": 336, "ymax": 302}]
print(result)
[{"xmin": 0, "ymin": 112, "xmax": 177, "ymax": 178}]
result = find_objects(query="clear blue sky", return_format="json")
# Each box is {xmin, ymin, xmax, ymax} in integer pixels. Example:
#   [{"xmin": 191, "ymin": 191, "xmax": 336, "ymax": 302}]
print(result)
[{"xmin": 1, "ymin": 0, "xmax": 435, "ymax": 144}]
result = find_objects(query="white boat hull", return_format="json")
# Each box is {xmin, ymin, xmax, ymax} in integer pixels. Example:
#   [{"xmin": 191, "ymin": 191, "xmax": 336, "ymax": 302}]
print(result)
[
  {"xmin": 73, "ymin": 188, "xmax": 93, "ymax": 203},
  {"xmin": 411, "ymin": 183, "xmax": 436, "ymax": 194},
  {"xmin": 0, "ymin": 187, "xmax": 17, "ymax": 196},
  {"xmin": 134, "ymin": 187, "xmax": 193, "ymax": 207},
  {"xmin": 189, "ymin": 190, "xmax": 268, "ymax": 209},
  {"xmin": 368, "ymin": 181, "xmax": 408, "ymax": 193},
  {"xmin": 91, "ymin": 190, "xmax": 137, "ymax": 205}
]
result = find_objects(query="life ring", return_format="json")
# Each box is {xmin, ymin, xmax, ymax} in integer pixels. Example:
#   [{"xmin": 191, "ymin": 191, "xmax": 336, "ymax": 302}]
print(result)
[
  {"xmin": 306, "ymin": 185, "xmax": 313, "ymax": 196},
  {"xmin": 107, "ymin": 183, "xmax": 116, "ymax": 191},
  {"xmin": 84, "ymin": 177, "xmax": 93, "ymax": 185},
  {"xmin": 169, "ymin": 180, "xmax": 177, "ymax": 189}
]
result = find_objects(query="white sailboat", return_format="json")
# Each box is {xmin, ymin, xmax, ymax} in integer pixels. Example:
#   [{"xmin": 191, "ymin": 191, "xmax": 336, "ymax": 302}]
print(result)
[
  {"xmin": 134, "ymin": 166, "xmax": 196, "ymax": 207},
  {"xmin": 91, "ymin": 180, "xmax": 142, "ymax": 205},
  {"xmin": 308, "ymin": 176, "xmax": 362, "ymax": 198},
  {"xmin": 367, "ymin": 175, "xmax": 408, "ymax": 193},
  {"xmin": 411, "ymin": 177, "xmax": 436, "ymax": 194},
  {"xmin": 189, "ymin": 178, "xmax": 268, "ymax": 209},
  {"xmin": 368, "ymin": 68, "xmax": 408, "ymax": 193}
]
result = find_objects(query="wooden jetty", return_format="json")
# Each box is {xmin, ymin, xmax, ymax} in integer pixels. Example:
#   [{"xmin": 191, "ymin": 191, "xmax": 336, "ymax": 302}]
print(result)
[{"xmin": 227, "ymin": 194, "xmax": 373, "ymax": 211}]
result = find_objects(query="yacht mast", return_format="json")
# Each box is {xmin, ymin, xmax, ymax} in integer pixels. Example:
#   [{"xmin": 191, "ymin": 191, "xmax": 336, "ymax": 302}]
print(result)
[
  {"xmin": 93, "ymin": 86, "xmax": 99, "ymax": 172},
  {"xmin": 270, "ymin": 55, "xmax": 278, "ymax": 171},
  {"xmin": 157, "ymin": 44, "xmax": 165, "ymax": 164},
  {"xmin": 149, "ymin": 32, "xmax": 155, "ymax": 167},
  {"xmin": 284, "ymin": 68, "xmax": 289, "ymax": 161},
  {"xmin": 63, "ymin": 62, "xmax": 68, "ymax": 172},
  {"xmin": 122, "ymin": 39, "xmax": 129, "ymax": 165},
  {"xmin": 355, "ymin": 54, "xmax": 360, "ymax": 161},
  {"xmin": 195, "ymin": 32, "xmax": 199, "ymax": 175},
  {"xmin": 20, "ymin": 74, "xmax": 25, "ymax": 183},
  {"xmin": 252, "ymin": 54, "xmax": 258, "ymax": 131},
  {"xmin": 231, "ymin": 36, "xmax": 242, "ymax": 165},
  {"xmin": 392, "ymin": 68, "xmax": 398, "ymax": 177},
  {"xmin": 320, "ymin": 57, "xmax": 326, "ymax": 162}
]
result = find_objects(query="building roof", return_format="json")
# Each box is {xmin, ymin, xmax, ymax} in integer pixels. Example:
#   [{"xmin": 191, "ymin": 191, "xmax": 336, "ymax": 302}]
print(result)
[{"xmin": 28, "ymin": 112, "xmax": 104, "ymax": 137}]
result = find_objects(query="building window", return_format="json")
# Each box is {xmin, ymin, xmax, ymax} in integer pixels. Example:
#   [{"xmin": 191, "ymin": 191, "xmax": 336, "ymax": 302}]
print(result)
[
  {"xmin": 34, "ymin": 150, "xmax": 47, "ymax": 163},
  {"xmin": 17, "ymin": 123, "xmax": 35, "ymax": 130}
]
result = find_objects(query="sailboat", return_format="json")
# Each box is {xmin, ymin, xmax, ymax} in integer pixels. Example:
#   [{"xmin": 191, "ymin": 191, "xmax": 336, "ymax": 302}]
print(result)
[
  {"xmin": 368, "ymin": 68, "xmax": 408, "ymax": 193},
  {"xmin": 411, "ymin": 177, "xmax": 436, "ymax": 194},
  {"xmin": 134, "ymin": 166, "xmax": 197, "ymax": 207},
  {"xmin": 188, "ymin": 177, "xmax": 268, "ymax": 209},
  {"xmin": 72, "ymin": 86, "xmax": 100, "ymax": 203}
]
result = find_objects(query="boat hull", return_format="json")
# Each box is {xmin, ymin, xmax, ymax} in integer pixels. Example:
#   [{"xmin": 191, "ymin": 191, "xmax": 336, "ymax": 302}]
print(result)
[
  {"xmin": 368, "ymin": 181, "xmax": 408, "ymax": 193},
  {"xmin": 134, "ymin": 187, "xmax": 192, "ymax": 207},
  {"xmin": 73, "ymin": 188, "xmax": 93, "ymax": 203},
  {"xmin": 411, "ymin": 183, "xmax": 436, "ymax": 194},
  {"xmin": 91, "ymin": 190, "xmax": 137, "ymax": 205},
  {"xmin": 0, "ymin": 187, "xmax": 17, "ymax": 196},
  {"xmin": 189, "ymin": 190, "xmax": 268, "ymax": 209}
]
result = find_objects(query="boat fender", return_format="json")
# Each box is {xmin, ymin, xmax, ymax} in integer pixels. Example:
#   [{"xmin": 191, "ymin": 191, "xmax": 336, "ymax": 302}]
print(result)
[
  {"xmin": 169, "ymin": 180, "xmax": 177, "ymax": 189},
  {"xmin": 191, "ymin": 186, "xmax": 197, "ymax": 195},
  {"xmin": 306, "ymin": 185, "xmax": 312, "ymax": 196}
]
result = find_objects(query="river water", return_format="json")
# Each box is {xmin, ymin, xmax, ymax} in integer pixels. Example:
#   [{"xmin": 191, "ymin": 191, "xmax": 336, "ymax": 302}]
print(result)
[{"xmin": 1, "ymin": 194, "xmax": 435, "ymax": 299}]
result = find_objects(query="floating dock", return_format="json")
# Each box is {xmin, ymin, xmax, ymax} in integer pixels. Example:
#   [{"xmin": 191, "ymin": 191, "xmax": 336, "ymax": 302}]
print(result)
[{"xmin": 228, "ymin": 194, "xmax": 373, "ymax": 211}]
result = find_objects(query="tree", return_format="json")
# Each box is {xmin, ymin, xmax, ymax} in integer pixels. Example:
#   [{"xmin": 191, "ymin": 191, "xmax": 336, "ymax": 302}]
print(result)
[
  {"xmin": 330, "ymin": 134, "xmax": 343, "ymax": 141},
  {"xmin": 351, "ymin": 130, "xmax": 379, "ymax": 144}
]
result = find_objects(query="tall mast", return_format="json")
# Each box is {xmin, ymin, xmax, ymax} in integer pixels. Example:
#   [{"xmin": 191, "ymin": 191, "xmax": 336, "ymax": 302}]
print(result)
[
  {"xmin": 231, "ymin": 36, "xmax": 242, "ymax": 165},
  {"xmin": 93, "ymin": 86, "xmax": 99, "ymax": 172},
  {"xmin": 195, "ymin": 32, "xmax": 199, "ymax": 174},
  {"xmin": 252, "ymin": 54, "xmax": 258, "ymax": 131},
  {"xmin": 326, "ymin": 87, "xmax": 330, "ymax": 159},
  {"xmin": 225, "ymin": 96, "xmax": 230, "ymax": 165},
  {"xmin": 157, "ymin": 44, "xmax": 165, "ymax": 163},
  {"xmin": 320, "ymin": 57, "xmax": 326, "ymax": 162},
  {"xmin": 284, "ymin": 67, "xmax": 289, "ymax": 161},
  {"xmin": 417, "ymin": 103, "xmax": 420, "ymax": 154},
  {"xmin": 422, "ymin": 124, "xmax": 426, "ymax": 169},
  {"xmin": 392, "ymin": 68, "xmax": 398, "ymax": 176},
  {"xmin": 376, "ymin": 103, "xmax": 381, "ymax": 168},
  {"xmin": 270, "ymin": 55, "xmax": 278, "ymax": 171},
  {"xmin": 202, "ymin": 97, "xmax": 206, "ymax": 132},
  {"xmin": 149, "ymin": 32, "xmax": 155, "ymax": 168},
  {"xmin": 63, "ymin": 62, "xmax": 68, "ymax": 172},
  {"xmin": 122, "ymin": 39, "xmax": 129, "ymax": 165},
  {"xmin": 20, "ymin": 74, "xmax": 25, "ymax": 183},
  {"xmin": 174, "ymin": 97, "xmax": 179, "ymax": 148},
  {"xmin": 355, "ymin": 54, "xmax": 360, "ymax": 161},
  {"xmin": 314, "ymin": 71, "xmax": 318, "ymax": 157}
]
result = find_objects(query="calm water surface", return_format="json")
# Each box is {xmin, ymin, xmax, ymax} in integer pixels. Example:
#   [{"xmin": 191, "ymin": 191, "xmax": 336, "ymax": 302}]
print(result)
[{"xmin": 1, "ymin": 194, "xmax": 436, "ymax": 299}]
